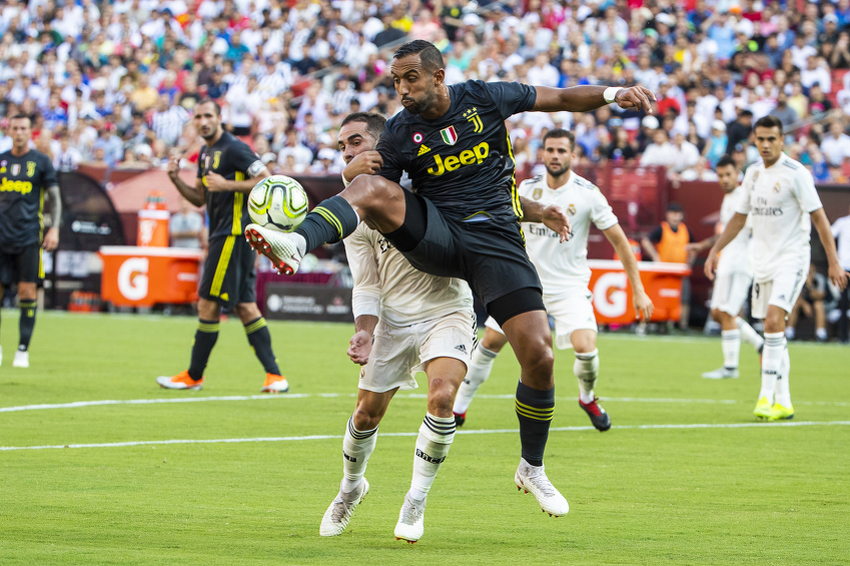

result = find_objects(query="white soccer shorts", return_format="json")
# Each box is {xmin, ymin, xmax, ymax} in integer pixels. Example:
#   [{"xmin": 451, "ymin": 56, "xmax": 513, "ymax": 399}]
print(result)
[
  {"xmin": 710, "ymin": 270, "xmax": 754, "ymax": 317},
  {"xmin": 358, "ymin": 310, "xmax": 477, "ymax": 393},
  {"xmin": 484, "ymin": 293, "xmax": 598, "ymax": 351},
  {"xmin": 751, "ymin": 261, "xmax": 808, "ymax": 319}
]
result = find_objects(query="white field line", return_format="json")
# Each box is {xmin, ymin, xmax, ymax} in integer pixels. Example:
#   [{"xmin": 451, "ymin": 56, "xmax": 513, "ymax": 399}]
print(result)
[
  {"xmin": 2, "ymin": 393, "xmax": 847, "ymax": 414},
  {"xmin": 2, "ymin": 421, "xmax": 849, "ymax": 452}
]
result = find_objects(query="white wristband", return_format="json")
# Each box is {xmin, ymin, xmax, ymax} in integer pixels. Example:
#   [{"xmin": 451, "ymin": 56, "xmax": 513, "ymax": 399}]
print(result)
[{"xmin": 603, "ymin": 87, "xmax": 622, "ymax": 104}]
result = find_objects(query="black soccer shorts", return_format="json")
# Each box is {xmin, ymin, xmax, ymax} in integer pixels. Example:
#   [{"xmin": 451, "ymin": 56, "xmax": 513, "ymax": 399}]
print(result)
[
  {"xmin": 0, "ymin": 244, "xmax": 43, "ymax": 286},
  {"xmin": 199, "ymin": 235, "xmax": 257, "ymax": 308}
]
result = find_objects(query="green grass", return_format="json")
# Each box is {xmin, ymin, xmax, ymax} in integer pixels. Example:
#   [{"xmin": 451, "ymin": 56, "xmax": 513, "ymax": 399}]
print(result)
[{"xmin": 1, "ymin": 310, "xmax": 849, "ymax": 565}]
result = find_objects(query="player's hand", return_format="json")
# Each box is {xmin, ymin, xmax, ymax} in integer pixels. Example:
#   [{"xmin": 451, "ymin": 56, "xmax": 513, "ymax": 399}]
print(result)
[
  {"xmin": 42, "ymin": 227, "xmax": 59, "ymax": 252},
  {"xmin": 347, "ymin": 330, "xmax": 373, "ymax": 365},
  {"xmin": 685, "ymin": 243, "xmax": 702, "ymax": 255},
  {"xmin": 204, "ymin": 172, "xmax": 229, "ymax": 192},
  {"xmin": 343, "ymin": 151, "xmax": 383, "ymax": 181},
  {"xmin": 167, "ymin": 156, "xmax": 180, "ymax": 179},
  {"xmin": 828, "ymin": 263, "xmax": 849, "ymax": 292},
  {"xmin": 614, "ymin": 86, "xmax": 656, "ymax": 114},
  {"xmin": 704, "ymin": 248, "xmax": 719, "ymax": 281},
  {"xmin": 542, "ymin": 204, "xmax": 571, "ymax": 243},
  {"xmin": 633, "ymin": 288, "xmax": 654, "ymax": 321}
]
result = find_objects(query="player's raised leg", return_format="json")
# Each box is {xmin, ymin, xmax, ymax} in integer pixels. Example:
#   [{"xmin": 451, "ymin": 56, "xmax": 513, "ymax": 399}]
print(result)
[
  {"xmin": 452, "ymin": 323, "xmax": 508, "ymax": 426},
  {"xmin": 395, "ymin": 356, "xmax": 464, "ymax": 543},
  {"xmin": 499, "ymin": 302, "xmax": 569, "ymax": 517},
  {"xmin": 247, "ymin": 174, "xmax": 408, "ymax": 274},
  {"xmin": 321, "ymin": 388, "xmax": 394, "ymax": 537}
]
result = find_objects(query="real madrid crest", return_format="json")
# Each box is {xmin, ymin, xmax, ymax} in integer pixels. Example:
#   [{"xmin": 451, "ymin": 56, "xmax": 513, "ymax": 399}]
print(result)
[
  {"xmin": 532, "ymin": 188, "xmax": 543, "ymax": 200},
  {"xmin": 567, "ymin": 204, "xmax": 577, "ymax": 216},
  {"xmin": 773, "ymin": 182, "xmax": 781, "ymax": 193},
  {"xmin": 753, "ymin": 171, "xmax": 759, "ymax": 183}
]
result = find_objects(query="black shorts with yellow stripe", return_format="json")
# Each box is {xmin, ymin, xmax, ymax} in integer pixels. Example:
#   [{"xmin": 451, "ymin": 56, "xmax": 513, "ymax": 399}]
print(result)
[
  {"xmin": 199, "ymin": 235, "xmax": 257, "ymax": 309},
  {"xmin": 0, "ymin": 243, "xmax": 43, "ymax": 286}
]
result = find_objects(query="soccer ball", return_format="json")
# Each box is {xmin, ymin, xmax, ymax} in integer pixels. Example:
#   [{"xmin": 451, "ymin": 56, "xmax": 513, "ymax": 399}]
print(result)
[{"xmin": 247, "ymin": 175, "xmax": 309, "ymax": 233}]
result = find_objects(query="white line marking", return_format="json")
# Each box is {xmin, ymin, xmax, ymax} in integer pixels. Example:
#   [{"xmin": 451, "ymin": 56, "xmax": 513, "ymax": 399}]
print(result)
[
  {"xmin": 2, "ymin": 393, "xmax": 847, "ymax": 413},
  {"xmin": 2, "ymin": 421, "xmax": 849, "ymax": 452}
]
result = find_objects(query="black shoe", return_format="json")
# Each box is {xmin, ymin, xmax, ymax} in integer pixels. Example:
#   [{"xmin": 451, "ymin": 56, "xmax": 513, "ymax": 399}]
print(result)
[
  {"xmin": 453, "ymin": 412, "xmax": 466, "ymax": 427},
  {"xmin": 579, "ymin": 398, "xmax": 611, "ymax": 432}
]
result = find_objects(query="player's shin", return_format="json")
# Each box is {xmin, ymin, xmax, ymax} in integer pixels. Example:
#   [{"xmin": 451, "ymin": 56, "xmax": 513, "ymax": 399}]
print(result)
[
  {"xmin": 295, "ymin": 195, "xmax": 360, "ymax": 251},
  {"xmin": 188, "ymin": 319, "xmax": 219, "ymax": 381},
  {"xmin": 774, "ymin": 345, "xmax": 792, "ymax": 408},
  {"xmin": 18, "ymin": 299, "xmax": 37, "ymax": 351},
  {"xmin": 721, "ymin": 329, "xmax": 741, "ymax": 370},
  {"xmin": 409, "ymin": 413, "xmax": 456, "ymax": 501},
  {"xmin": 736, "ymin": 317, "xmax": 764, "ymax": 352},
  {"xmin": 759, "ymin": 332, "xmax": 785, "ymax": 403},
  {"xmin": 244, "ymin": 317, "xmax": 280, "ymax": 375},
  {"xmin": 452, "ymin": 346, "xmax": 498, "ymax": 416},
  {"xmin": 342, "ymin": 416, "xmax": 378, "ymax": 493},
  {"xmin": 574, "ymin": 349, "xmax": 599, "ymax": 403},
  {"xmin": 515, "ymin": 382, "xmax": 555, "ymax": 467}
]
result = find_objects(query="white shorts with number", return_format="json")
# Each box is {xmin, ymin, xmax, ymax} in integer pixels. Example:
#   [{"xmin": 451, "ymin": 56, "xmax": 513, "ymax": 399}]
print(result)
[
  {"xmin": 484, "ymin": 293, "xmax": 598, "ymax": 351},
  {"xmin": 710, "ymin": 270, "xmax": 754, "ymax": 317},
  {"xmin": 358, "ymin": 309, "xmax": 477, "ymax": 393},
  {"xmin": 751, "ymin": 262, "xmax": 808, "ymax": 320}
]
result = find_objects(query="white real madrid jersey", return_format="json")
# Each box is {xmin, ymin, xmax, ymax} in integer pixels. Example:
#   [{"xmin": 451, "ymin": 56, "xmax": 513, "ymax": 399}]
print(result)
[
  {"xmin": 716, "ymin": 186, "xmax": 753, "ymax": 276},
  {"xmin": 520, "ymin": 171, "xmax": 619, "ymax": 299},
  {"xmin": 735, "ymin": 153, "xmax": 823, "ymax": 282},
  {"xmin": 343, "ymin": 223, "xmax": 474, "ymax": 326}
]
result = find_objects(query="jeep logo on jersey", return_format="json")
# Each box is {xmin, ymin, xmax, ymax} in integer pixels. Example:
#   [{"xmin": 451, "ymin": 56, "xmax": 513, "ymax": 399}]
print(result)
[
  {"xmin": 0, "ymin": 178, "xmax": 33, "ymax": 194},
  {"xmin": 426, "ymin": 141, "xmax": 489, "ymax": 176}
]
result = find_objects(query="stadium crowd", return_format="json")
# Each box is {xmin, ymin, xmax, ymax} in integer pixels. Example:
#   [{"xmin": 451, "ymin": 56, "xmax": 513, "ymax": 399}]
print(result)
[{"xmin": 0, "ymin": 0, "xmax": 849, "ymax": 182}]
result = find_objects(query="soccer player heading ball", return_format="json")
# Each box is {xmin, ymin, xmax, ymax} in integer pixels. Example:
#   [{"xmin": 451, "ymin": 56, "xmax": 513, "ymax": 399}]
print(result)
[
  {"xmin": 706, "ymin": 115, "xmax": 849, "ymax": 421},
  {"xmin": 247, "ymin": 40, "xmax": 655, "ymax": 517}
]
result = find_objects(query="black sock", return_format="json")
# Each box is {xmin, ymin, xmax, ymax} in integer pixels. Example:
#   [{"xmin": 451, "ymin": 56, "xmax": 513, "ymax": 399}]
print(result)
[
  {"xmin": 244, "ymin": 317, "xmax": 281, "ymax": 375},
  {"xmin": 295, "ymin": 195, "xmax": 359, "ymax": 250},
  {"xmin": 18, "ymin": 300, "xmax": 37, "ymax": 351},
  {"xmin": 188, "ymin": 319, "xmax": 219, "ymax": 380},
  {"xmin": 515, "ymin": 381, "xmax": 555, "ymax": 467}
]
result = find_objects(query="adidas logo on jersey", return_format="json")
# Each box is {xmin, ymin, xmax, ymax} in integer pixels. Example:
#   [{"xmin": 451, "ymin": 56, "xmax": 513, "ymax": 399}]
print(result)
[
  {"xmin": 417, "ymin": 144, "xmax": 431, "ymax": 156},
  {"xmin": 454, "ymin": 344, "xmax": 467, "ymax": 354}
]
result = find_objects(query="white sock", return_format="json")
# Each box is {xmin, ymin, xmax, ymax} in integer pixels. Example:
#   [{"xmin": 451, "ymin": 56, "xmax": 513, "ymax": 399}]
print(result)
[
  {"xmin": 785, "ymin": 327, "xmax": 795, "ymax": 340},
  {"xmin": 736, "ymin": 317, "xmax": 764, "ymax": 352},
  {"xmin": 759, "ymin": 332, "xmax": 785, "ymax": 402},
  {"xmin": 341, "ymin": 416, "xmax": 378, "ymax": 493},
  {"xmin": 721, "ymin": 329, "xmax": 741, "ymax": 369},
  {"xmin": 574, "ymin": 349, "xmax": 599, "ymax": 404},
  {"xmin": 774, "ymin": 346, "xmax": 792, "ymax": 407},
  {"xmin": 409, "ymin": 413, "xmax": 455, "ymax": 501},
  {"xmin": 816, "ymin": 328, "xmax": 827, "ymax": 340},
  {"xmin": 452, "ymin": 346, "xmax": 498, "ymax": 415}
]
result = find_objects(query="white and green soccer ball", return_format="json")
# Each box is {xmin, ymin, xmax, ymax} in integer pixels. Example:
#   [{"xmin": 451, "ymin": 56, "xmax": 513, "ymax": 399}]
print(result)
[{"xmin": 248, "ymin": 175, "xmax": 309, "ymax": 233}]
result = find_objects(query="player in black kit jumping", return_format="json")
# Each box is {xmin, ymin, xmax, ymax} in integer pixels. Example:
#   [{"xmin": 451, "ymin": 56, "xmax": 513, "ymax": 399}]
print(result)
[
  {"xmin": 246, "ymin": 40, "xmax": 655, "ymax": 517},
  {"xmin": 0, "ymin": 115, "xmax": 61, "ymax": 369}
]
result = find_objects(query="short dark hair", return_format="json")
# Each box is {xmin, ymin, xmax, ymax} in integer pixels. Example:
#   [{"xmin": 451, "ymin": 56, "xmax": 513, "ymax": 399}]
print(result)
[
  {"xmin": 542, "ymin": 128, "xmax": 575, "ymax": 150},
  {"xmin": 194, "ymin": 99, "xmax": 221, "ymax": 115},
  {"xmin": 341, "ymin": 112, "xmax": 387, "ymax": 142},
  {"xmin": 716, "ymin": 155, "xmax": 736, "ymax": 170},
  {"xmin": 754, "ymin": 115, "xmax": 783, "ymax": 135},
  {"xmin": 393, "ymin": 40, "xmax": 444, "ymax": 73},
  {"xmin": 667, "ymin": 202, "xmax": 683, "ymax": 213},
  {"xmin": 9, "ymin": 114, "xmax": 32, "ymax": 126},
  {"xmin": 739, "ymin": 110, "xmax": 754, "ymax": 118}
]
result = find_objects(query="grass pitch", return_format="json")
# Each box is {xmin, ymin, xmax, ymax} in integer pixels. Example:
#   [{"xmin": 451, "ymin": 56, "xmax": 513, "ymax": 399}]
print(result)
[{"xmin": 1, "ymin": 311, "xmax": 848, "ymax": 565}]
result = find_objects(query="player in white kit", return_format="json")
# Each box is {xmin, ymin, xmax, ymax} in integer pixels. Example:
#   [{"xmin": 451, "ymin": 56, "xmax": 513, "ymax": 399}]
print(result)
[
  {"xmin": 452, "ymin": 129, "xmax": 653, "ymax": 431},
  {"xmin": 320, "ymin": 113, "xmax": 571, "ymax": 542},
  {"xmin": 706, "ymin": 116, "xmax": 849, "ymax": 420},
  {"xmin": 688, "ymin": 156, "xmax": 764, "ymax": 378}
]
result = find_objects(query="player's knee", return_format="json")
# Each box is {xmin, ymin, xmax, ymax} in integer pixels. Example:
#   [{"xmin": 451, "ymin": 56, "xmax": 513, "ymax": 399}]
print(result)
[
  {"xmin": 426, "ymin": 380, "xmax": 456, "ymax": 414},
  {"xmin": 347, "ymin": 174, "xmax": 399, "ymax": 210},
  {"xmin": 571, "ymin": 333, "xmax": 597, "ymax": 354},
  {"xmin": 351, "ymin": 406, "xmax": 382, "ymax": 430},
  {"xmin": 17, "ymin": 283, "xmax": 37, "ymax": 300},
  {"xmin": 521, "ymin": 343, "xmax": 554, "ymax": 379},
  {"xmin": 710, "ymin": 308, "xmax": 722, "ymax": 322}
]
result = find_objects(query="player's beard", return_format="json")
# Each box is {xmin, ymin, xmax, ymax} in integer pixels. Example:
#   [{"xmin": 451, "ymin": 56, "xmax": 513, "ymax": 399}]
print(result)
[
  {"xmin": 402, "ymin": 88, "xmax": 437, "ymax": 115},
  {"xmin": 200, "ymin": 124, "xmax": 220, "ymax": 143},
  {"xmin": 546, "ymin": 162, "xmax": 571, "ymax": 177}
]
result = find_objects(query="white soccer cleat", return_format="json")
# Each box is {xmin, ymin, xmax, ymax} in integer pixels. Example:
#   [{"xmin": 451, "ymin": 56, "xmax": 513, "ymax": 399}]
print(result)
[
  {"xmin": 394, "ymin": 493, "xmax": 426, "ymax": 543},
  {"xmin": 12, "ymin": 350, "xmax": 29, "ymax": 368},
  {"xmin": 261, "ymin": 373, "xmax": 290, "ymax": 393},
  {"xmin": 320, "ymin": 478, "xmax": 369, "ymax": 537},
  {"xmin": 701, "ymin": 367, "xmax": 739, "ymax": 379},
  {"xmin": 245, "ymin": 223, "xmax": 303, "ymax": 275},
  {"xmin": 515, "ymin": 458, "xmax": 569, "ymax": 517}
]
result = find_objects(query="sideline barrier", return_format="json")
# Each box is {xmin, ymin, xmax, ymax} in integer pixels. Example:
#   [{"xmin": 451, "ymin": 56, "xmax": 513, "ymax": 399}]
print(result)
[
  {"xmin": 99, "ymin": 246, "xmax": 203, "ymax": 308},
  {"xmin": 588, "ymin": 260, "xmax": 691, "ymax": 324}
]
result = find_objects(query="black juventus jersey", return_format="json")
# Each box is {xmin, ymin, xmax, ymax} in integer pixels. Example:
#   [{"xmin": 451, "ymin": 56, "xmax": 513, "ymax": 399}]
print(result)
[
  {"xmin": 377, "ymin": 80, "xmax": 537, "ymax": 223},
  {"xmin": 0, "ymin": 149, "xmax": 58, "ymax": 251},
  {"xmin": 197, "ymin": 131, "xmax": 265, "ymax": 240}
]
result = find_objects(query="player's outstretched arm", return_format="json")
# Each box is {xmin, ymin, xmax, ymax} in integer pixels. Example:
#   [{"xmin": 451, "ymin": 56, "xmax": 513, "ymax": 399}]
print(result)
[
  {"xmin": 812, "ymin": 207, "xmax": 850, "ymax": 291},
  {"xmin": 167, "ymin": 156, "xmax": 206, "ymax": 207},
  {"xmin": 519, "ymin": 197, "xmax": 571, "ymax": 242},
  {"xmin": 43, "ymin": 184, "xmax": 62, "ymax": 252},
  {"xmin": 532, "ymin": 85, "xmax": 656, "ymax": 113},
  {"xmin": 604, "ymin": 223, "xmax": 654, "ymax": 321},
  {"xmin": 705, "ymin": 212, "xmax": 748, "ymax": 280}
]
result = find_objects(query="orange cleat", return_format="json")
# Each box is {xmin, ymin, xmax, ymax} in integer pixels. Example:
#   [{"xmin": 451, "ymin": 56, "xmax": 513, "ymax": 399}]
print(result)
[{"xmin": 156, "ymin": 370, "xmax": 204, "ymax": 390}]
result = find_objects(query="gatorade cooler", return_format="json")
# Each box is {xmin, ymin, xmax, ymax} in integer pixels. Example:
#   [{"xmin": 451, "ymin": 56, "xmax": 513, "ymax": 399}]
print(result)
[{"xmin": 137, "ymin": 191, "xmax": 170, "ymax": 247}]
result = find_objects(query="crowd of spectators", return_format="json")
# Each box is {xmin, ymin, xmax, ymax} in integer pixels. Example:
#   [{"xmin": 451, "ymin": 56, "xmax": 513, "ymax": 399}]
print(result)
[{"xmin": 1, "ymin": 0, "xmax": 849, "ymax": 184}]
